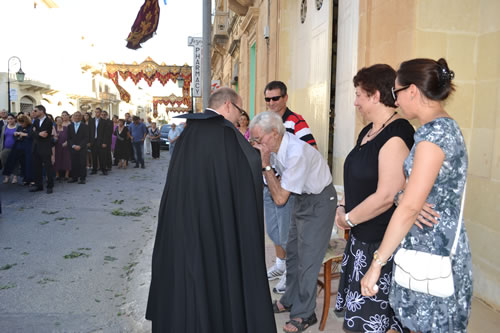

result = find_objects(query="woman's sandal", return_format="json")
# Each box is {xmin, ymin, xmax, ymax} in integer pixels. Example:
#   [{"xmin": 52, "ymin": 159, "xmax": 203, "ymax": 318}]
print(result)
[
  {"xmin": 272, "ymin": 300, "xmax": 291, "ymax": 313},
  {"xmin": 283, "ymin": 313, "xmax": 317, "ymax": 333}
]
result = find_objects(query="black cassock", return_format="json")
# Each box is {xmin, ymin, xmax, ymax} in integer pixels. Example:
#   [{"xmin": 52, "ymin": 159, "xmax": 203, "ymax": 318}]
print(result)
[{"xmin": 146, "ymin": 110, "xmax": 276, "ymax": 333}]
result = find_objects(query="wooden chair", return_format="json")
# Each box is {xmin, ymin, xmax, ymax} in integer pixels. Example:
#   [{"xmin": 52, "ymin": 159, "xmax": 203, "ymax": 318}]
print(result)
[{"xmin": 317, "ymin": 235, "xmax": 347, "ymax": 331}]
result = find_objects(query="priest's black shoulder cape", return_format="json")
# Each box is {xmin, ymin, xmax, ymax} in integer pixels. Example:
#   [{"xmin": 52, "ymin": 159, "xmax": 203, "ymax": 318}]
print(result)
[{"xmin": 146, "ymin": 110, "xmax": 276, "ymax": 333}]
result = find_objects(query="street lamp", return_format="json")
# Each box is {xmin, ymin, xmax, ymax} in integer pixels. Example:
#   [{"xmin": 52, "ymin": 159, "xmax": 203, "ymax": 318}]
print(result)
[
  {"xmin": 7, "ymin": 56, "xmax": 25, "ymax": 114},
  {"xmin": 177, "ymin": 73, "xmax": 184, "ymax": 88}
]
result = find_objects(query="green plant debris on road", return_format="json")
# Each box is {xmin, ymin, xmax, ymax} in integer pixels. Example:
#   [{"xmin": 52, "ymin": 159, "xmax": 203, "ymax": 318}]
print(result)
[
  {"xmin": 104, "ymin": 256, "xmax": 118, "ymax": 262},
  {"xmin": 0, "ymin": 283, "xmax": 16, "ymax": 290},
  {"xmin": 42, "ymin": 210, "xmax": 59, "ymax": 215},
  {"xmin": 112, "ymin": 200, "xmax": 124, "ymax": 204},
  {"xmin": 0, "ymin": 263, "xmax": 17, "ymax": 270},
  {"xmin": 37, "ymin": 278, "xmax": 58, "ymax": 285},
  {"xmin": 111, "ymin": 206, "xmax": 151, "ymax": 217},
  {"xmin": 64, "ymin": 251, "xmax": 90, "ymax": 259},
  {"xmin": 55, "ymin": 217, "xmax": 75, "ymax": 221}
]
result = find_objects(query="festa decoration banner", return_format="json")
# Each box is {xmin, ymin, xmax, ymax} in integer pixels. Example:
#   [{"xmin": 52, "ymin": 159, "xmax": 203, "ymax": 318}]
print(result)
[
  {"xmin": 153, "ymin": 94, "xmax": 192, "ymax": 112},
  {"xmin": 105, "ymin": 57, "xmax": 192, "ymax": 111},
  {"xmin": 126, "ymin": 0, "xmax": 161, "ymax": 50}
]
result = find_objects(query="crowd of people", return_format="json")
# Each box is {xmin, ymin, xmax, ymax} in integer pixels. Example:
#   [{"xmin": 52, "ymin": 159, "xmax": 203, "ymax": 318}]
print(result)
[
  {"xmin": 1, "ymin": 56, "xmax": 472, "ymax": 332},
  {"xmin": 0, "ymin": 107, "xmax": 169, "ymax": 194},
  {"xmin": 147, "ymin": 57, "xmax": 472, "ymax": 333}
]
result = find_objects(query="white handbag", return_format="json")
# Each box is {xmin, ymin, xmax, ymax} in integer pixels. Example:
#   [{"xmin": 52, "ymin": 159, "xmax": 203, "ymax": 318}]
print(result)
[{"xmin": 393, "ymin": 185, "xmax": 466, "ymax": 298}]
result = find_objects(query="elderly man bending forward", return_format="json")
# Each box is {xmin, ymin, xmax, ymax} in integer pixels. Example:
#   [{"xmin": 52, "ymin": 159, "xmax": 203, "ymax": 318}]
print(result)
[{"xmin": 250, "ymin": 111, "xmax": 337, "ymax": 333}]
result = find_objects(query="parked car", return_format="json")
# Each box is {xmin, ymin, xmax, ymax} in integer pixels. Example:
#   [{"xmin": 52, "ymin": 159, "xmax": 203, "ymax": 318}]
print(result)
[{"xmin": 160, "ymin": 124, "xmax": 171, "ymax": 150}]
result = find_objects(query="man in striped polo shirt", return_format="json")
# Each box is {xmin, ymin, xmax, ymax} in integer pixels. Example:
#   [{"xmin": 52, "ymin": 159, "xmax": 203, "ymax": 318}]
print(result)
[{"xmin": 263, "ymin": 80, "xmax": 317, "ymax": 294}]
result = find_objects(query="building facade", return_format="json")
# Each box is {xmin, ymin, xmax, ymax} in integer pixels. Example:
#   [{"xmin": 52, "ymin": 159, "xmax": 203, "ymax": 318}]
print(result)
[{"xmin": 212, "ymin": 0, "xmax": 500, "ymax": 310}]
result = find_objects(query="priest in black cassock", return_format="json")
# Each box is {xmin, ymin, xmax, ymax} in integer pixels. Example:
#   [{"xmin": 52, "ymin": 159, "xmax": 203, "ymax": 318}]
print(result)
[{"xmin": 146, "ymin": 87, "xmax": 276, "ymax": 333}]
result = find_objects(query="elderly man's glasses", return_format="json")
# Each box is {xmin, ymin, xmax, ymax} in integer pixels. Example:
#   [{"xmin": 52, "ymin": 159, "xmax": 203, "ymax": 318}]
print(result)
[
  {"xmin": 391, "ymin": 85, "xmax": 410, "ymax": 101},
  {"xmin": 264, "ymin": 96, "xmax": 282, "ymax": 102},
  {"xmin": 231, "ymin": 102, "xmax": 246, "ymax": 115}
]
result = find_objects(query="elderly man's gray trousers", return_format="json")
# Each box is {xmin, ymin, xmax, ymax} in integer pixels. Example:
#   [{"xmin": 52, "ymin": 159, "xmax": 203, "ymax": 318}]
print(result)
[{"xmin": 280, "ymin": 183, "xmax": 337, "ymax": 319}]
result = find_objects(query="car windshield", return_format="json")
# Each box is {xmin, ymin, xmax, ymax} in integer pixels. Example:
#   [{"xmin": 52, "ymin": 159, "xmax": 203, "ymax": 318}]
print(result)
[{"xmin": 161, "ymin": 125, "xmax": 171, "ymax": 133}]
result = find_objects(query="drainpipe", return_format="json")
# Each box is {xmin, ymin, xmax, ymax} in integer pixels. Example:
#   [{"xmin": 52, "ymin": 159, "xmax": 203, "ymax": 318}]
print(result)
[{"xmin": 202, "ymin": 0, "xmax": 211, "ymax": 110}]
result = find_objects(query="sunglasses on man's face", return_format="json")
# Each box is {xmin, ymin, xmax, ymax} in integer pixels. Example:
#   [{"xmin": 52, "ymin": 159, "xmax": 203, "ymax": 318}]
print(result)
[{"xmin": 264, "ymin": 95, "xmax": 283, "ymax": 102}]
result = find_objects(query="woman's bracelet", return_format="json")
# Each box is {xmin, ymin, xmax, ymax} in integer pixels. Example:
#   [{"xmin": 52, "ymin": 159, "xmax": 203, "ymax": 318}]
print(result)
[
  {"xmin": 337, "ymin": 204, "xmax": 345, "ymax": 209},
  {"xmin": 373, "ymin": 250, "xmax": 387, "ymax": 267}
]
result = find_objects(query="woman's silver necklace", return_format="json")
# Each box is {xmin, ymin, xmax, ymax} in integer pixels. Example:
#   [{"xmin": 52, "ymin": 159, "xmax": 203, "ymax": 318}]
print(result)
[{"xmin": 367, "ymin": 111, "xmax": 397, "ymax": 138}]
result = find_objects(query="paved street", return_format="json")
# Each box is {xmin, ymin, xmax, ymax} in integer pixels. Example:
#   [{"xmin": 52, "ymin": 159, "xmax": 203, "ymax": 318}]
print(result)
[
  {"xmin": 1, "ymin": 152, "xmax": 498, "ymax": 333},
  {"xmin": 0, "ymin": 153, "xmax": 165, "ymax": 332}
]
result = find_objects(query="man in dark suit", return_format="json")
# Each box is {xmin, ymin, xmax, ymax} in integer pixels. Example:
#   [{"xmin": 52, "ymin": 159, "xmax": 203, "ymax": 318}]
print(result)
[
  {"xmin": 88, "ymin": 107, "xmax": 112, "ymax": 175},
  {"xmin": 30, "ymin": 105, "xmax": 54, "ymax": 194},
  {"xmin": 67, "ymin": 111, "xmax": 89, "ymax": 184},
  {"xmin": 101, "ymin": 110, "xmax": 114, "ymax": 171}
]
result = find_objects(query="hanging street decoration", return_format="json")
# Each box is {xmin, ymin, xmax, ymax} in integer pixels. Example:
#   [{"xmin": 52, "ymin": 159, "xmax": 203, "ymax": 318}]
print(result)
[
  {"xmin": 152, "ymin": 94, "xmax": 192, "ymax": 112},
  {"xmin": 126, "ymin": 0, "xmax": 161, "ymax": 50},
  {"xmin": 105, "ymin": 57, "xmax": 192, "ymax": 113}
]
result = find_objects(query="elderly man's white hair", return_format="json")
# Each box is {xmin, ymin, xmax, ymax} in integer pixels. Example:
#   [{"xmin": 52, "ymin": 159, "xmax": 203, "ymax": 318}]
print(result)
[{"xmin": 249, "ymin": 111, "xmax": 285, "ymax": 136}]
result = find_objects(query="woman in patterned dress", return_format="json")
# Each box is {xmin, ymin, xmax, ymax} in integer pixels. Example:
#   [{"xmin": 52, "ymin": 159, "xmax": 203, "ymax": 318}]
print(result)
[
  {"xmin": 361, "ymin": 58, "xmax": 472, "ymax": 333},
  {"xmin": 335, "ymin": 64, "xmax": 415, "ymax": 333}
]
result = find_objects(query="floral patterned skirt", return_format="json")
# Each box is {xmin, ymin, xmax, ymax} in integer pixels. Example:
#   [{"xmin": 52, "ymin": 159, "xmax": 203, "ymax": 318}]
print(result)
[{"xmin": 335, "ymin": 234, "xmax": 403, "ymax": 333}]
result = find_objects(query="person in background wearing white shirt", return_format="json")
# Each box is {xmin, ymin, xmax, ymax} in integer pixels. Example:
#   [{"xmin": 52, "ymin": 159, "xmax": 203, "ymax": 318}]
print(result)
[
  {"xmin": 250, "ymin": 111, "xmax": 337, "ymax": 333},
  {"xmin": 167, "ymin": 123, "xmax": 180, "ymax": 157}
]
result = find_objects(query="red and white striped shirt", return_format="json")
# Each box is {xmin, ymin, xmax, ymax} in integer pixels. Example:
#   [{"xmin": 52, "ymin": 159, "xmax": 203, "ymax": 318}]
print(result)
[{"xmin": 282, "ymin": 108, "xmax": 316, "ymax": 146}]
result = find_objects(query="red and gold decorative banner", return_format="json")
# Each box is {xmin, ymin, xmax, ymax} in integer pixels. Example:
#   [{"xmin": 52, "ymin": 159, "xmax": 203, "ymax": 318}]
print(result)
[
  {"xmin": 153, "ymin": 94, "xmax": 192, "ymax": 112},
  {"xmin": 105, "ymin": 58, "xmax": 192, "ymax": 103},
  {"xmin": 115, "ymin": 82, "xmax": 131, "ymax": 103},
  {"xmin": 126, "ymin": 0, "xmax": 160, "ymax": 50}
]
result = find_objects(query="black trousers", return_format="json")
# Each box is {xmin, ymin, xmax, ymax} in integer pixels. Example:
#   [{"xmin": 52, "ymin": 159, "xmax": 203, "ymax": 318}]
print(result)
[
  {"xmin": 151, "ymin": 141, "xmax": 160, "ymax": 158},
  {"xmin": 33, "ymin": 151, "xmax": 54, "ymax": 189},
  {"xmin": 70, "ymin": 148, "xmax": 87, "ymax": 180},
  {"xmin": 91, "ymin": 143, "xmax": 107, "ymax": 172},
  {"xmin": 106, "ymin": 145, "xmax": 112, "ymax": 169}
]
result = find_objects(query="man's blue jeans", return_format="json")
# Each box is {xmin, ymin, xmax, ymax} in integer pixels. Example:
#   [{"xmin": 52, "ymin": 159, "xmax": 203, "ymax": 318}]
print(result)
[{"xmin": 132, "ymin": 141, "xmax": 144, "ymax": 167}]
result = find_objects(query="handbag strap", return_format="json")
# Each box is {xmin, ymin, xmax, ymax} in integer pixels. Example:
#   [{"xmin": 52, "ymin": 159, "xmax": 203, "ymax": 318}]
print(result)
[{"xmin": 450, "ymin": 183, "xmax": 467, "ymax": 256}]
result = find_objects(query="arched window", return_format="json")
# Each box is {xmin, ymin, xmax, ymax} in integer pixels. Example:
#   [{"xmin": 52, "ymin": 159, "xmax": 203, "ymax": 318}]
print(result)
[{"xmin": 20, "ymin": 95, "xmax": 35, "ymax": 114}]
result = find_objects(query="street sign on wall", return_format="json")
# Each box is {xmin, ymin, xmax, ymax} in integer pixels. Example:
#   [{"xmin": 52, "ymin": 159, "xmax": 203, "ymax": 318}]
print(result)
[
  {"xmin": 188, "ymin": 36, "xmax": 202, "ymax": 97},
  {"xmin": 9, "ymin": 88, "xmax": 18, "ymax": 101}
]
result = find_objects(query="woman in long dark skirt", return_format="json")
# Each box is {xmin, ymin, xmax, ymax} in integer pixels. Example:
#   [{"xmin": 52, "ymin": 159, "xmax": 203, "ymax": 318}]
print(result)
[
  {"xmin": 54, "ymin": 116, "xmax": 71, "ymax": 180},
  {"xmin": 114, "ymin": 119, "xmax": 130, "ymax": 168},
  {"xmin": 149, "ymin": 122, "xmax": 161, "ymax": 159}
]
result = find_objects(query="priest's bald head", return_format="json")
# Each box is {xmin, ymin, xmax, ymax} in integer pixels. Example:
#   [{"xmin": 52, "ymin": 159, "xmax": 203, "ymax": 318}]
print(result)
[{"xmin": 208, "ymin": 87, "xmax": 244, "ymax": 126}]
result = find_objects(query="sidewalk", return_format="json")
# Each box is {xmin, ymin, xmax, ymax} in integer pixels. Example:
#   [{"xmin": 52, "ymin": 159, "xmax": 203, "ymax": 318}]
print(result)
[{"xmin": 264, "ymin": 235, "xmax": 500, "ymax": 333}]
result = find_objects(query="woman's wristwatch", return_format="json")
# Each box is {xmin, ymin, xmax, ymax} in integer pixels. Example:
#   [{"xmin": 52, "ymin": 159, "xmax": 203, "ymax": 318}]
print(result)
[
  {"xmin": 345, "ymin": 212, "xmax": 357, "ymax": 228},
  {"xmin": 262, "ymin": 165, "xmax": 272, "ymax": 172}
]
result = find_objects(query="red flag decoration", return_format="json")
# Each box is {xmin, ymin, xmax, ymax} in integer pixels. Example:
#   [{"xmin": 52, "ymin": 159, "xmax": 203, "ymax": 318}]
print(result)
[{"xmin": 126, "ymin": 0, "xmax": 160, "ymax": 50}]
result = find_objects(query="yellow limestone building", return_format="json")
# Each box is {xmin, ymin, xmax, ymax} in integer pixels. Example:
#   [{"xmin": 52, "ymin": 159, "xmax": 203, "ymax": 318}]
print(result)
[{"xmin": 212, "ymin": 0, "xmax": 500, "ymax": 310}]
